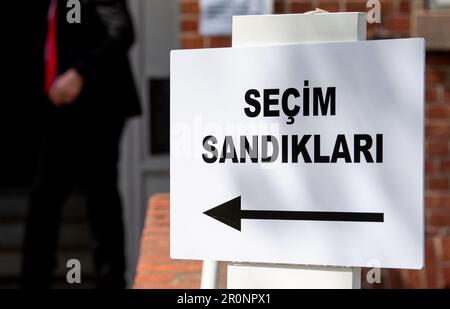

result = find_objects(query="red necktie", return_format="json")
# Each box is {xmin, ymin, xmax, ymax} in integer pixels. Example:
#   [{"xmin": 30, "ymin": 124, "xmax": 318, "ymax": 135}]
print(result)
[{"xmin": 44, "ymin": 0, "xmax": 58, "ymax": 94}]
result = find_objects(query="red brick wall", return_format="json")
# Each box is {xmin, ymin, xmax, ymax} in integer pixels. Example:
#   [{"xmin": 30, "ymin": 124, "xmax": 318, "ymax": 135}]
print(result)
[
  {"xmin": 134, "ymin": 0, "xmax": 450, "ymax": 289},
  {"xmin": 134, "ymin": 194, "xmax": 202, "ymax": 289}
]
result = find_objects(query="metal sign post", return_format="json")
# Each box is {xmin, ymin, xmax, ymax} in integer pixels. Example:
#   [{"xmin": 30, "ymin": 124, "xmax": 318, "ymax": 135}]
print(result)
[{"xmin": 227, "ymin": 11, "xmax": 366, "ymax": 289}]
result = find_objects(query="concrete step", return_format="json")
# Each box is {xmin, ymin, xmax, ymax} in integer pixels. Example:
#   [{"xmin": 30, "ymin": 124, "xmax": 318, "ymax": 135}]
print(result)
[
  {"xmin": 0, "ymin": 250, "xmax": 94, "ymax": 277},
  {"xmin": 0, "ymin": 189, "xmax": 95, "ymax": 288},
  {"xmin": 0, "ymin": 221, "xmax": 91, "ymax": 250},
  {"xmin": 0, "ymin": 194, "xmax": 87, "ymax": 222}
]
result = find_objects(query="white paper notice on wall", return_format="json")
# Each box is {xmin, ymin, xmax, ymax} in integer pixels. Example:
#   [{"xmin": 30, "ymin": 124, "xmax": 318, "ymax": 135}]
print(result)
[
  {"xmin": 200, "ymin": 0, "xmax": 273, "ymax": 36},
  {"xmin": 170, "ymin": 38, "xmax": 425, "ymax": 269}
]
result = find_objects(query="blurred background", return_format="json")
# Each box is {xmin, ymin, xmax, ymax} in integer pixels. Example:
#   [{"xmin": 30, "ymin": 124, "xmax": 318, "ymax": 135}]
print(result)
[{"xmin": 1, "ymin": 0, "xmax": 449, "ymax": 289}]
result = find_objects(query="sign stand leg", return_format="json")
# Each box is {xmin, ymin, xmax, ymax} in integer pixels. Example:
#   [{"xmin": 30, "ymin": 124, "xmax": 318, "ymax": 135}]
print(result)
[
  {"xmin": 222, "ymin": 11, "xmax": 367, "ymax": 289},
  {"xmin": 200, "ymin": 260, "xmax": 219, "ymax": 289},
  {"xmin": 227, "ymin": 263, "xmax": 360, "ymax": 289}
]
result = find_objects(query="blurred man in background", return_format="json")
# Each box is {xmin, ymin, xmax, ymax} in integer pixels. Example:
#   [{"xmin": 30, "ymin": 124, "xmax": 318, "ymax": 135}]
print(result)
[{"xmin": 23, "ymin": 0, "xmax": 140, "ymax": 288}]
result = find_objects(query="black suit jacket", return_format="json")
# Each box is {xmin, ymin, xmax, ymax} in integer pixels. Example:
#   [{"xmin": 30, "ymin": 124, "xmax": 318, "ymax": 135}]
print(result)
[{"xmin": 32, "ymin": 0, "xmax": 141, "ymax": 119}]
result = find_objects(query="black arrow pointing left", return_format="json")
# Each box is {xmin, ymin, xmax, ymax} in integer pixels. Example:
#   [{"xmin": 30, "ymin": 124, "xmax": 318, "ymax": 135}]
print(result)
[{"xmin": 204, "ymin": 196, "xmax": 384, "ymax": 231}]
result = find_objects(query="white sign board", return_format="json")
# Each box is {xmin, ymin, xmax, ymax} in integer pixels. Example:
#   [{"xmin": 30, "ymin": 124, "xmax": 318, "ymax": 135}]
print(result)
[
  {"xmin": 200, "ymin": 0, "xmax": 273, "ymax": 36},
  {"xmin": 170, "ymin": 38, "xmax": 425, "ymax": 269}
]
